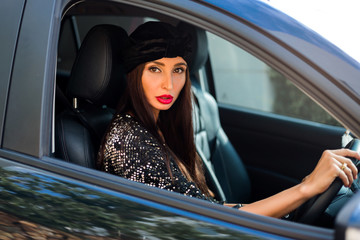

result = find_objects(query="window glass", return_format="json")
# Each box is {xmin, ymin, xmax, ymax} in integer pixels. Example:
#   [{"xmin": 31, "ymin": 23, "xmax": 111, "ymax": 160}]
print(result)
[{"xmin": 207, "ymin": 32, "xmax": 340, "ymax": 126}]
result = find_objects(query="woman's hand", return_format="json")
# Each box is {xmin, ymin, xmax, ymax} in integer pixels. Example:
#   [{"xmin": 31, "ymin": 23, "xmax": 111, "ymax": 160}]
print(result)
[
  {"xmin": 239, "ymin": 149, "xmax": 359, "ymax": 218},
  {"xmin": 301, "ymin": 149, "xmax": 360, "ymax": 198}
]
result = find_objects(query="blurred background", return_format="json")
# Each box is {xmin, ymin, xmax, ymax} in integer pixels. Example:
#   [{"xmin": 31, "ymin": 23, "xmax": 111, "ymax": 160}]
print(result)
[{"xmin": 262, "ymin": 0, "xmax": 360, "ymax": 63}]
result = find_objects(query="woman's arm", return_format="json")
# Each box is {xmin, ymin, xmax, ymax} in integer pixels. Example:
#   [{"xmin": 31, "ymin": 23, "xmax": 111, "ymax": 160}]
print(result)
[{"xmin": 227, "ymin": 149, "xmax": 360, "ymax": 218}]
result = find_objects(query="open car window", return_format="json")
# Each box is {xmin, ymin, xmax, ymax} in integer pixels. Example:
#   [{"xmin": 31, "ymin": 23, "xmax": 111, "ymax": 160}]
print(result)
[{"xmin": 53, "ymin": 0, "xmax": 349, "ymax": 234}]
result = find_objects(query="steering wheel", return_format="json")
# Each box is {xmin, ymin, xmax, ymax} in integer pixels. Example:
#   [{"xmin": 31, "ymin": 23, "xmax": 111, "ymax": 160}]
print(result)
[{"xmin": 292, "ymin": 139, "xmax": 360, "ymax": 225}]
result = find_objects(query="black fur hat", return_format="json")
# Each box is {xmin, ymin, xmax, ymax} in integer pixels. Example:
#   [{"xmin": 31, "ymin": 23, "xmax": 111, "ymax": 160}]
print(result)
[{"xmin": 123, "ymin": 21, "xmax": 192, "ymax": 73}]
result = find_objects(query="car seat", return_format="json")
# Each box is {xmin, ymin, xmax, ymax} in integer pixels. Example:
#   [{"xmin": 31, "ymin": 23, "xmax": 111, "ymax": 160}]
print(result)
[
  {"xmin": 55, "ymin": 24, "xmax": 128, "ymax": 168},
  {"xmin": 178, "ymin": 22, "xmax": 252, "ymax": 203}
]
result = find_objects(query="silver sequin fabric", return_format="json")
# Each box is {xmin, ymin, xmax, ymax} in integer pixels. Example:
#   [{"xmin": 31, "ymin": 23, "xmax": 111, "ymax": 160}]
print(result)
[{"xmin": 101, "ymin": 113, "xmax": 215, "ymax": 202}]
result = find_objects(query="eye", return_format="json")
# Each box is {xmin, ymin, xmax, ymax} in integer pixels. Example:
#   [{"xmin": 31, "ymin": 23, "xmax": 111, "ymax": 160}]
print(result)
[
  {"xmin": 174, "ymin": 67, "xmax": 185, "ymax": 74},
  {"xmin": 149, "ymin": 66, "xmax": 161, "ymax": 73}
]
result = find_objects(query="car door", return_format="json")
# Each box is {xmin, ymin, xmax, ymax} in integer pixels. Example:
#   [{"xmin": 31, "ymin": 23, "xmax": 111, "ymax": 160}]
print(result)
[{"xmin": 2, "ymin": 0, "xmax": 359, "ymax": 239}]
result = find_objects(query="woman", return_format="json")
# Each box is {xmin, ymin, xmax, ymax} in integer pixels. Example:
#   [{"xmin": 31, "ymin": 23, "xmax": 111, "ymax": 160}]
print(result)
[{"xmin": 98, "ymin": 21, "xmax": 359, "ymax": 218}]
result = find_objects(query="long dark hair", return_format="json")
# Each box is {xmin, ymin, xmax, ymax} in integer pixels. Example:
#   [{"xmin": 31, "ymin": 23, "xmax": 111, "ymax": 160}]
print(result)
[{"xmin": 98, "ymin": 63, "xmax": 210, "ymax": 196}]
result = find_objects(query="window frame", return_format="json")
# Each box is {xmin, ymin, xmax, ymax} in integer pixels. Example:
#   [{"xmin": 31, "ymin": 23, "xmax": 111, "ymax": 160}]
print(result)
[{"xmin": 0, "ymin": 0, "xmax": 26, "ymax": 147}]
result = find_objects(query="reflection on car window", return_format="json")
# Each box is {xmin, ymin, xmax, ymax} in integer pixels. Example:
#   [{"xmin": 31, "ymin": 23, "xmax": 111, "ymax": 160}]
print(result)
[{"xmin": 207, "ymin": 32, "xmax": 340, "ymax": 126}]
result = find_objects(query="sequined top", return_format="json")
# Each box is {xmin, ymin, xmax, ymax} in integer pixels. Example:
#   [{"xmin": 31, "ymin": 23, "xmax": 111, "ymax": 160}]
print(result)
[{"xmin": 101, "ymin": 113, "xmax": 215, "ymax": 202}]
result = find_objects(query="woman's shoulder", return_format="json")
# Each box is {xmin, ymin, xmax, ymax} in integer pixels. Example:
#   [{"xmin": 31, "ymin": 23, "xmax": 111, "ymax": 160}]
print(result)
[
  {"xmin": 110, "ymin": 113, "xmax": 144, "ymax": 134},
  {"xmin": 104, "ymin": 113, "xmax": 165, "ymax": 163},
  {"xmin": 107, "ymin": 113, "xmax": 158, "ymax": 145}
]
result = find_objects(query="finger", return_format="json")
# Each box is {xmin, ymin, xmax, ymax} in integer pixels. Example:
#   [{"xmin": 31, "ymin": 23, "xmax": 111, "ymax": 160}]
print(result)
[
  {"xmin": 342, "ymin": 165, "xmax": 354, "ymax": 187},
  {"xmin": 334, "ymin": 155, "xmax": 358, "ymax": 179},
  {"xmin": 330, "ymin": 150, "xmax": 358, "ymax": 174},
  {"xmin": 331, "ymin": 149, "xmax": 360, "ymax": 161},
  {"xmin": 338, "ymin": 165, "xmax": 351, "ymax": 187}
]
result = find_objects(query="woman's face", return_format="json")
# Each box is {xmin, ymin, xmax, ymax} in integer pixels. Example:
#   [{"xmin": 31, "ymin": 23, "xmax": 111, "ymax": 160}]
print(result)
[{"xmin": 142, "ymin": 57, "xmax": 187, "ymax": 119}]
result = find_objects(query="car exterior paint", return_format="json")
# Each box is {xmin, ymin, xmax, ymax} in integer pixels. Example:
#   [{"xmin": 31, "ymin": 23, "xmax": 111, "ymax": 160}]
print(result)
[{"xmin": 0, "ymin": 0, "xmax": 360, "ymax": 239}]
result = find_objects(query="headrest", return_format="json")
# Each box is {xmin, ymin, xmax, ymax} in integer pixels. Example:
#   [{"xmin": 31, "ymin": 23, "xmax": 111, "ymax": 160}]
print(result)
[
  {"xmin": 177, "ymin": 22, "xmax": 209, "ymax": 76},
  {"xmin": 67, "ymin": 25, "xmax": 129, "ymax": 108}
]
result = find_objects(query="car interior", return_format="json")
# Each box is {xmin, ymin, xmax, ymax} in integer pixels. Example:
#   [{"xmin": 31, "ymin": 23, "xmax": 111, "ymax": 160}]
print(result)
[{"xmin": 55, "ymin": 0, "xmax": 351, "ymax": 228}]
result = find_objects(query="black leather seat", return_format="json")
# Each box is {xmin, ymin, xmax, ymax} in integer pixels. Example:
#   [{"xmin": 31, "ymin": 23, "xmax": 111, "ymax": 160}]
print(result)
[
  {"xmin": 55, "ymin": 24, "xmax": 128, "ymax": 168},
  {"xmin": 178, "ymin": 22, "xmax": 251, "ymax": 203}
]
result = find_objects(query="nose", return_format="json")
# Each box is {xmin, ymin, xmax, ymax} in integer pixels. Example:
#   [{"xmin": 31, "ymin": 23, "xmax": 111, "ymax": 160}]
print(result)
[{"xmin": 161, "ymin": 72, "xmax": 173, "ymax": 90}]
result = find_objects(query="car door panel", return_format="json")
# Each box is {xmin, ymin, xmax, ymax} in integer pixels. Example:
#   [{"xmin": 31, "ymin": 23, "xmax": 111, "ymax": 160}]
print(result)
[
  {"xmin": 0, "ymin": 152, "xmax": 312, "ymax": 240},
  {"xmin": 219, "ymin": 105, "xmax": 345, "ymax": 201}
]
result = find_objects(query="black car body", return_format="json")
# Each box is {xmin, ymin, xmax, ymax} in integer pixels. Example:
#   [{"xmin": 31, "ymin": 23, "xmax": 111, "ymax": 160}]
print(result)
[{"xmin": 1, "ymin": 0, "xmax": 360, "ymax": 239}]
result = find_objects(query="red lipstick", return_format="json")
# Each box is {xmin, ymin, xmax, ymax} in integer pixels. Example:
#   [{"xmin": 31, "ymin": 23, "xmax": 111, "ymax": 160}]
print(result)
[{"xmin": 156, "ymin": 95, "xmax": 173, "ymax": 104}]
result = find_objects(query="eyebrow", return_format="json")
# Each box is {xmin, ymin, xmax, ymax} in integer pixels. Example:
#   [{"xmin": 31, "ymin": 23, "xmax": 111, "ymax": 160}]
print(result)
[
  {"xmin": 175, "ymin": 62, "xmax": 188, "ymax": 67},
  {"xmin": 151, "ymin": 61, "xmax": 188, "ymax": 67}
]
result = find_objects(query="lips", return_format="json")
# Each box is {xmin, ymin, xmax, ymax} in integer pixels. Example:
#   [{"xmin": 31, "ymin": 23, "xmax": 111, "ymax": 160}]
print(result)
[{"xmin": 156, "ymin": 95, "xmax": 173, "ymax": 104}]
